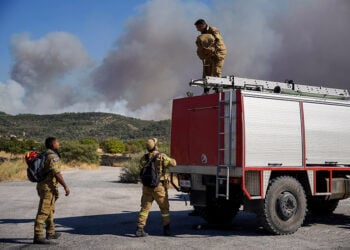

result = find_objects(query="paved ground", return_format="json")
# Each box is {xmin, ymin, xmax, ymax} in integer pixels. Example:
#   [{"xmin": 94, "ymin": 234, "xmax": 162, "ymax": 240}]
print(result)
[{"xmin": 0, "ymin": 167, "xmax": 349, "ymax": 249}]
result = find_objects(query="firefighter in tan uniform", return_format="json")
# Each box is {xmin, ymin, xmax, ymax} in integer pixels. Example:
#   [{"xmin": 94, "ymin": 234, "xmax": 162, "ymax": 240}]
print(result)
[
  {"xmin": 136, "ymin": 138, "xmax": 176, "ymax": 237},
  {"xmin": 34, "ymin": 137, "xmax": 70, "ymax": 244},
  {"xmin": 195, "ymin": 19, "xmax": 227, "ymax": 93}
]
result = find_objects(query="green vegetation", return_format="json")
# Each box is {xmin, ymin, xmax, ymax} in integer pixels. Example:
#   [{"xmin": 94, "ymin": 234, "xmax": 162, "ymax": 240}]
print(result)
[
  {"xmin": 124, "ymin": 139, "xmax": 145, "ymax": 154},
  {"xmin": 80, "ymin": 138, "xmax": 98, "ymax": 145},
  {"xmin": 119, "ymin": 153, "xmax": 142, "ymax": 183},
  {"xmin": 157, "ymin": 141, "xmax": 170, "ymax": 155},
  {"xmin": 100, "ymin": 139, "xmax": 126, "ymax": 154},
  {"xmin": 0, "ymin": 138, "xmax": 43, "ymax": 154},
  {"xmin": 61, "ymin": 140, "xmax": 100, "ymax": 165},
  {"xmin": 0, "ymin": 110, "xmax": 172, "ymax": 182},
  {"xmin": 0, "ymin": 112, "xmax": 170, "ymax": 141}
]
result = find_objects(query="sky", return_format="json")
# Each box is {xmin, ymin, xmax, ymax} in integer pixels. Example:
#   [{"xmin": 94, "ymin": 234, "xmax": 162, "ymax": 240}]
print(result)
[
  {"xmin": 0, "ymin": 0, "xmax": 147, "ymax": 79},
  {"xmin": 0, "ymin": 0, "xmax": 349, "ymax": 120}
]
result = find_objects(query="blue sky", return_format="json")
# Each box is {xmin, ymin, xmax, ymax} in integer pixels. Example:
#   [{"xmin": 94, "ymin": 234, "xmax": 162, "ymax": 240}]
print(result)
[{"xmin": 0, "ymin": 0, "xmax": 156, "ymax": 81}]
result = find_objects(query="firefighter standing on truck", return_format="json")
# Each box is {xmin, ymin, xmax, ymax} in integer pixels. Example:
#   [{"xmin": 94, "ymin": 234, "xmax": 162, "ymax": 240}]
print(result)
[
  {"xmin": 195, "ymin": 19, "xmax": 227, "ymax": 93},
  {"xmin": 33, "ymin": 137, "xmax": 70, "ymax": 244},
  {"xmin": 136, "ymin": 138, "xmax": 176, "ymax": 237}
]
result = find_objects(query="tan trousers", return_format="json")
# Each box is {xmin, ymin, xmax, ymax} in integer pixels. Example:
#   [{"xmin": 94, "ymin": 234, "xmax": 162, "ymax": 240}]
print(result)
[
  {"xmin": 34, "ymin": 188, "xmax": 57, "ymax": 238},
  {"xmin": 137, "ymin": 183, "xmax": 170, "ymax": 228},
  {"xmin": 202, "ymin": 57, "xmax": 225, "ymax": 78}
]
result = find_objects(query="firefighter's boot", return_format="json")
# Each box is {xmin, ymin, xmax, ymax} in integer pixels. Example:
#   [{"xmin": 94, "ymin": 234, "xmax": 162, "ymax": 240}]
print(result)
[
  {"xmin": 46, "ymin": 232, "xmax": 62, "ymax": 240},
  {"xmin": 33, "ymin": 237, "xmax": 55, "ymax": 245},
  {"xmin": 135, "ymin": 227, "xmax": 148, "ymax": 237},
  {"xmin": 163, "ymin": 224, "xmax": 171, "ymax": 236}
]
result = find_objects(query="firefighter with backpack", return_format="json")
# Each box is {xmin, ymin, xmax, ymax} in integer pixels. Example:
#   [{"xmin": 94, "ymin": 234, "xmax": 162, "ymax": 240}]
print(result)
[
  {"xmin": 136, "ymin": 138, "xmax": 176, "ymax": 237},
  {"xmin": 26, "ymin": 137, "xmax": 70, "ymax": 244}
]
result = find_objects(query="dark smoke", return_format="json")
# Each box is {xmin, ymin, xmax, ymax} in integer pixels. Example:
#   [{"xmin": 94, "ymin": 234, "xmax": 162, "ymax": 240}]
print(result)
[
  {"xmin": 267, "ymin": 0, "xmax": 350, "ymax": 88},
  {"xmin": 1, "ymin": 0, "xmax": 349, "ymax": 118},
  {"xmin": 92, "ymin": 0, "xmax": 350, "ymax": 116},
  {"xmin": 92, "ymin": 0, "xmax": 203, "ymax": 111}
]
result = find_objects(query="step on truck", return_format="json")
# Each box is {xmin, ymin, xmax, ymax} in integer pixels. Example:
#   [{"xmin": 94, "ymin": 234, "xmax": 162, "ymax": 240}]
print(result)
[{"xmin": 170, "ymin": 76, "xmax": 350, "ymax": 235}]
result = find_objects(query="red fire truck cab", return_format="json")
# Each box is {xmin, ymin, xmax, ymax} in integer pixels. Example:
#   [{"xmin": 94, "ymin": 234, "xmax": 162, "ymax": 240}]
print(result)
[{"xmin": 170, "ymin": 76, "xmax": 350, "ymax": 235}]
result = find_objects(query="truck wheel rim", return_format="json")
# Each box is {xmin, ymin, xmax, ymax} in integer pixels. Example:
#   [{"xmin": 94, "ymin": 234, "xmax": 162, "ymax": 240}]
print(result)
[{"xmin": 276, "ymin": 191, "xmax": 297, "ymax": 220}]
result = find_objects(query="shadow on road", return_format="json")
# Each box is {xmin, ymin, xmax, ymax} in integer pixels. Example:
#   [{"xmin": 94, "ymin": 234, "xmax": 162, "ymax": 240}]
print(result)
[
  {"xmin": 303, "ymin": 213, "xmax": 350, "ymax": 229},
  {"xmin": 1, "ymin": 210, "xmax": 349, "ymax": 243},
  {"xmin": 0, "ymin": 238, "xmax": 32, "ymax": 245}
]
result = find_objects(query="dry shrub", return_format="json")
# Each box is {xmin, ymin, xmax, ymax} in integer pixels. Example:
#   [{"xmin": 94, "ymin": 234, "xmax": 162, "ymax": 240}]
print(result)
[{"xmin": 119, "ymin": 153, "xmax": 143, "ymax": 183}]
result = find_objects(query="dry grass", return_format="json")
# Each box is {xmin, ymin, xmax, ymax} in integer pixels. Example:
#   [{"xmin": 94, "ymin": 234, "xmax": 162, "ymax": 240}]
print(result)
[
  {"xmin": 0, "ymin": 151, "xmax": 22, "ymax": 160},
  {"xmin": 0, "ymin": 151, "xmax": 100, "ymax": 182},
  {"xmin": 60, "ymin": 162, "xmax": 100, "ymax": 171},
  {"xmin": 0, "ymin": 159, "xmax": 27, "ymax": 181},
  {"xmin": 0, "ymin": 161, "xmax": 100, "ymax": 182},
  {"xmin": 0, "ymin": 151, "xmax": 14, "ymax": 158}
]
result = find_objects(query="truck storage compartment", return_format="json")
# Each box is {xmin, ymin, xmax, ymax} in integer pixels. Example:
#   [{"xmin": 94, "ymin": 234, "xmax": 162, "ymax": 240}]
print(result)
[
  {"xmin": 243, "ymin": 95, "xmax": 303, "ymax": 167},
  {"xmin": 304, "ymin": 103, "xmax": 350, "ymax": 165}
]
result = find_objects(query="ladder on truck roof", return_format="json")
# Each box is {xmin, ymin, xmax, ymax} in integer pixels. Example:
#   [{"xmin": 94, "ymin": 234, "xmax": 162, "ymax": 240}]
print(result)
[
  {"xmin": 216, "ymin": 89, "xmax": 234, "ymax": 200},
  {"xmin": 190, "ymin": 76, "xmax": 350, "ymax": 100}
]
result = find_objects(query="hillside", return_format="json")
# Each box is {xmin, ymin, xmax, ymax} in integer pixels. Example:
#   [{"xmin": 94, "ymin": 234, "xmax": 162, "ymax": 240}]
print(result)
[{"xmin": 0, "ymin": 112, "xmax": 170, "ymax": 141}]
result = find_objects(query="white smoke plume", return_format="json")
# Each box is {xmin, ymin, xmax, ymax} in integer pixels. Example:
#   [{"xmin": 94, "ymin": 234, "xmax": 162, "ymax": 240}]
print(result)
[
  {"xmin": 11, "ymin": 32, "xmax": 92, "ymax": 88},
  {"xmin": 1, "ymin": 0, "xmax": 349, "ymax": 119},
  {"xmin": 7, "ymin": 32, "xmax": 94, "ymax": 113},
  {"xmin": 0, "ymin": 80, "xmax": 26, "ymax": 114}
]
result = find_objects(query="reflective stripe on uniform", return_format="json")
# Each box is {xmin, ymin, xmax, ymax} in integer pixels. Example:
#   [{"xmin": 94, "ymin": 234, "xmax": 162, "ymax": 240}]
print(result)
[
  {"xmin": 35, "ymin": 219, "xmax": 45, "ymax": 224},
  {"xmin": 161, "ymin": 213, "xmax": 170, "ymax": 217},
  {"xmin": 139, "ymin": 211, "xmax": 149, "ymax": 217}
]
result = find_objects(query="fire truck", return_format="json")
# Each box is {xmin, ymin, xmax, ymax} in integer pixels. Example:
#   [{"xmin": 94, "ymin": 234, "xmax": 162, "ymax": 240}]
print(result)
[{"xmin": 170, "ymin": 76, "xmax": 350, "ymax": 235}]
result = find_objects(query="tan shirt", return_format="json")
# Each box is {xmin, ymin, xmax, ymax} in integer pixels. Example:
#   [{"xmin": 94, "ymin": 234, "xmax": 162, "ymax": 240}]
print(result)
[
  {"xmin": 37, "ymin": 149, "xmax": 61, "ymax": 193},
  {"xmin": 202, "ymin": 25, "xmax": 227, "ymax": 59}
]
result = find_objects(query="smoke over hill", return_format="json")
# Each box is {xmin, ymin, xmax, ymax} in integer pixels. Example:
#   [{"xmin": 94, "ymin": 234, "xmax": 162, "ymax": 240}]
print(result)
[{"xmin": 1, "ymin": 0, "xmax": 349, "ymax": 119}]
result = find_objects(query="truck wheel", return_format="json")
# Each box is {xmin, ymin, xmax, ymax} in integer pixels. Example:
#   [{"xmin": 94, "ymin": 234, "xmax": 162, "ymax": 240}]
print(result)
[
  {"xmin": 308, "ymin": 198, "xmax": 339, "ymax": 215},
  {"xmin": 258, "ymin": 176, "xmax": 307, "ymax": 235},
  {"xmin": 201, "ymin": 200, "xmax": 240, "ymax": 225}
]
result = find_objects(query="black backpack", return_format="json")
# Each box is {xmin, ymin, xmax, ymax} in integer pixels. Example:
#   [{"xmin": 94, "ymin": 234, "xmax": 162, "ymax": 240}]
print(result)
[
  {"xmin": 140, "ymin": 153, "xmax": 160, "ymax": 187},
  {"xmin": 26, "ymin": 151, "xmax": 54, "ymax": 182}
]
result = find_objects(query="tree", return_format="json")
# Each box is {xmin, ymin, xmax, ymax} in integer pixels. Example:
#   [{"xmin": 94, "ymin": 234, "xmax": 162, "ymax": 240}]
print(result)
[
  {"xmin": 0, "ymin": 138, "xmax": 42, "ymax": 155},
  {"xmin": 61, "ymin": 140, "xmax": 100, "ymax": 164},
  {"xmin": 125, "ymin": 139, "xmax": 145, "ymax": 154},
  {"xmin": 80, "ymin": 138, "xmax": 98, "ymax": 145},
  {"xmin": 100, "ymin": 139, "xmax": 125, "ymax": 154}
]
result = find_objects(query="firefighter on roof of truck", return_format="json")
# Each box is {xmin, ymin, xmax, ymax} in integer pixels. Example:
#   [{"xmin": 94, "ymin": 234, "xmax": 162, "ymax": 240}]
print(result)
[
  {"xmin": 136, "ymin": 138, "xmax": 176, "ymax": 237},
  {"xmin": 195, "ymin": 18, "xmax": 227, "ymax": 94}
]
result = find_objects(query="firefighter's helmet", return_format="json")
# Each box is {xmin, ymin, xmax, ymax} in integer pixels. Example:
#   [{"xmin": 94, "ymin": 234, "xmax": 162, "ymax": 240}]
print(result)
[{"xmin": 146, "ymin": 138, "xmax": 158, "ymax": 151}]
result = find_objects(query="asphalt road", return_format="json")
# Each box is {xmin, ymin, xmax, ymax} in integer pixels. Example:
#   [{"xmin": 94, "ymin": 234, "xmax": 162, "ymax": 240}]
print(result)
[{"xmin": 0, "ymin": 167, "xmax": 349, "ymax": 249}]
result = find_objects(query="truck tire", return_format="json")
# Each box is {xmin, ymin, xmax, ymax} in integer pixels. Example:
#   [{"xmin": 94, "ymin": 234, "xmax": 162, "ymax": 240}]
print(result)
[
  {"xmin": 308, "ymin": 198, "xmax": 339, "ymax": 215},
  {"xmin": 258, "ymin": 176, "xmax": 307, "ymax": 235}
]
